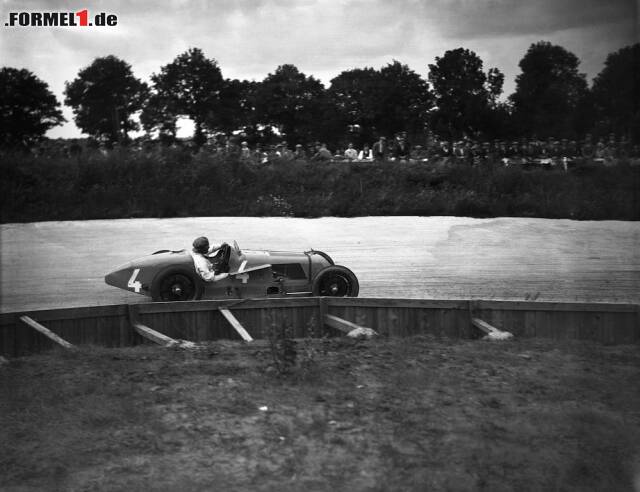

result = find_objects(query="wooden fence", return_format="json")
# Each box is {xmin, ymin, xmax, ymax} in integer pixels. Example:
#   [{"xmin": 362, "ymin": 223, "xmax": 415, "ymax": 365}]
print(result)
[{"xmin": 1, "ymin": 297, "xmax": 638, "ymax": 357}]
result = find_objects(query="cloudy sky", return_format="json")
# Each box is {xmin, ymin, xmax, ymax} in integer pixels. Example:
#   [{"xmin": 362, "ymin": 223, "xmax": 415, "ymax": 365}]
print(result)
[{"xmin": 1, "ymin": 0, "xmax": 637, "ymax": 138}]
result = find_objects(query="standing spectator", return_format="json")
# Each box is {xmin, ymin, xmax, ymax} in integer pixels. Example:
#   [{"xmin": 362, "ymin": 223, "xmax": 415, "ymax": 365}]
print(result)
[
  {"xmin": 266, "ymin": 145, "xmax": 280, "ymax": 163},
  {"xmin": 438, "ymin": 140, "xmax": 452, "ymax": 158},
  {"xmin": 538, "ymin": 140, "xmax": 549, "ymax": 158},
  {"xmin": 618, "ymin": 136, "xmax": 630, "ymax": 160},
  {"xmin": 550, "ymin": 140, "xmax": 561, "ymax": 159},
  {"xmin": 559, "ymin": 139, "xmax": 569, "ymax": 158},
  {"xmin": 469, "ymin": 142, "xmax": 481, "ymax": 166},
  {"xmin": 344, "ymin": 143, "xmax": 358, "ymax": 161},
  {"xmin": 480, "ymin": 142, "xmax": 490, "ymax": 162},
  {"xmin": 604, "ymin": 134, "xmax": 618, "ymax": 162},
  {"xmin": 528, "ymin": 138, "xmax": 540, "ymax": 159},
  {"xmin": 280, "ymin": 141, "xmax": 293, "ymax": 160},
  {"xmin": 293, "ymin": 144, "xmax": 306, "ymax": 160},
  {"xmin": 372, "ymin": 136, "xmax": 388, "ymax": 161},
  {"xmin": 358, "ymin": 144, "xmax": 373, "ymax": 161},
  {"xmin": 581, "ymin": 134, "xmax": 595, "ymax": 161},
  {"xmin": 567, "ymin": 140, "xmax": 578, "ymax": 159},
  {"xmin": 228, "ymin": 131, "xmax": 246, "ymax": 149},
  {"xmin": 504, "ymin": 141, "xmax": 516, "ymax": 160},
  {"xmin": 311, "ymin": 143, "xmax": 333, "ymax": 161},
  {"xmin": 411, "ymin": 145, "xmax": 427, "ymax": 162},
  {"xmin": 394, "ymin": 133, "xmax": 410, "ymax": 160},
  {"xmin": 254, "ymin": 145, "xmax": 268, "ymax": 164},
  {"xmin": 453, "ymin": 141, "xmax": 466, "ymax": 162},
  {"xmin": 522, "ymin": 140, "xmax": 533, "ymax": 162},
  {"xmin": 497, "ymin": 141, "xmax": 508, "ymax": 164},
  {"xmin": 594, "ymin": 139, "xmax": 606, "ymax": 163},
  {"xmin": 240, "ymin": 141, "xmax": 251, "ymax": 160}
]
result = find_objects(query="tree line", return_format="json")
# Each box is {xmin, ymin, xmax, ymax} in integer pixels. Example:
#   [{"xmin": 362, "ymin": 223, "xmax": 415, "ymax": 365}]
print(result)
[{"xmin": 1, "ymin": 42, "xmax": 638, "ymax": 150}]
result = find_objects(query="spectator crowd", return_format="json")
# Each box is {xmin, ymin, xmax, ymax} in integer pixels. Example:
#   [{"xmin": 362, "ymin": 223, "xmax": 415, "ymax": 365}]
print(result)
[
  {"xmin": 27, "ymin": 130, "xmax": 640, "ymax": 170},
  {"xmin": 234, "ymin": 131, "xmax": 640, "ymax": 169}
]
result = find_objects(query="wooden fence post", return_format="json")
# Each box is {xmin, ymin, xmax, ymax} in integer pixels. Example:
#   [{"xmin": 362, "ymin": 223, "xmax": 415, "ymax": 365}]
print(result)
[{"xmin": 20, "ymin": 316, "xmax": 75, "ymax": 350}]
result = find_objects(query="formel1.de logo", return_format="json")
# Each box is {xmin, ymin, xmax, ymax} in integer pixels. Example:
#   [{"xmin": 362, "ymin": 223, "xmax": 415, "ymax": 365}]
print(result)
[{"xmin": 4, "ymin": 10, "xmax": 118, "ymax": 27}]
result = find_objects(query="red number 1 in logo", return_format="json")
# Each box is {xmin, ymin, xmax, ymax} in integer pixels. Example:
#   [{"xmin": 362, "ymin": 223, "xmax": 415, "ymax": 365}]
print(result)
[{"xmin": 75, "ymin": 9, "xmax": 88, "ymax": 26}]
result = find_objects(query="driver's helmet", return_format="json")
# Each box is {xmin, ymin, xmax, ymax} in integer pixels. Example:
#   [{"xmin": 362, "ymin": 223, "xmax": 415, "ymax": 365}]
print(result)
[{"xmin": 192, "ymin": 236, "xmax": 209, "ymax": 254}]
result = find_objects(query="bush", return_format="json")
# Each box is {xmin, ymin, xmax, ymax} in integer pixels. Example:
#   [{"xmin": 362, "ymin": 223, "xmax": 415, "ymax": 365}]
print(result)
[{"xmin": 1, "ymin": 147, "xmax": 638, "ymax": 222}]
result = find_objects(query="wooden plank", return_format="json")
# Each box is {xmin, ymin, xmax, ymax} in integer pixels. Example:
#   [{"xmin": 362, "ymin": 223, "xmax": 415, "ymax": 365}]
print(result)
[
  {"xmin": 132, "ymin": 322, "xmax": 179, "ymax": 347},
  {"xmin": 471, "ymin": 318, "xmax": 501, "ymax": 335},
  {"xmin": 0, "ymin": 313, "xmax": 19, "ymax": 327},
  {"xmin": 318, "ymin": 298, "xmax": 328, "ymax": 334},
  {"xmin": 324, "ymin": 314, "xmax": 371, "ymax": 334},
  {"xmin": 4, "ymin": 323, "xmax": 17, "ymax": 357},
  {"xmin": 4, "ymin": 299, "xmax": 636, "ymax": 324},
  {"xmin": 219, "ymin": 308, "xmax": 253, "ymax": 342},
  {"xmin": 4, "ymin": 305, "xmax": 128, "ymax": 323},
  {"xmin": 127, "ymin": 304, "xmax": 139, "ymax": 325},
  {"xmin": 19, "ymin": 316, "xmax": 75, "ymax": 350},
  {"xmin": 536, "ymin": 311, "xmax": 551, "ymax": 339},
  {"xmin": 454, "ymin": 308, "xmax": 472, "ymax": 338},
  {"xmin": 476, "ymin": 300, "xmax": 638, "ymax": 313},
  {"xmin": 137, "ymin": 297, "xmax": 319, "ymax": 314},
  {"xmin": 443, "ymin": 309, "xmax": 457, "ymax": 338},
  {"xmin": 387, "ymin": 309, "xmax": 400, "ymax": 336},
  {"xmin": 524, "ymin": 311, "xmax": 537, "ymax": 338},
  {"xmin": 327, "ymin": 297, "xmax": 470, "ymax": 310}
]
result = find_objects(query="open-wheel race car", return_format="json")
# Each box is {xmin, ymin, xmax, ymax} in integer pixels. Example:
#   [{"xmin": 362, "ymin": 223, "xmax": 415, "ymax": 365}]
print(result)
[{"xmin": 105, "ymin": 241, "xmax": 359, "ymax": 301}]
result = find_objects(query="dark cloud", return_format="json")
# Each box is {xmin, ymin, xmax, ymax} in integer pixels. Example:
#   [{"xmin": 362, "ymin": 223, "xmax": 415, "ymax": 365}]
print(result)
[{"xmin": 419, "ymin": 0, "xmax": 636, "ymax": 39}]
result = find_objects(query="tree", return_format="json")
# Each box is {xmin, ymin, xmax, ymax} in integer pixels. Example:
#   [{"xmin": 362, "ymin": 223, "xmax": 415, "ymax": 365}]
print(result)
[
  {"xmin": 329, "ymin": 61, "xmax": 432, "ymax": 143},
  {"xmin": 212, "ymin": 78, "xmax": 257, "ymax": 135},
  {"xmin": 510, "ymin": 41, "xmax": 587, "ymax": 138},
  {"xmin": 327, "ymin": 67, "xmax": 379, "ymax": 143},
  {"xmin": 428, "ymin": 48, "xmax": 503, "ymax": 139},
  {"xmin": 140, "ymin": 92, "xmax": 178, "ymax": 145},
  {"xmin": 146, "ymin": 48, "xmax": 224, "ymax": 146},
  {"xmin": 590, "ymin": 43, "xmax": 640, "ymax": 141},
  {"xmin": 0, "ymin": 67, "xmax": 65, "ymax": 148},
  {"xmin": 486, "ymin": 68, "xmax": 505, "ymax": 107},
  {"xmin": 378, "ymin": 61, "xmax": 433, "ymax": 139},
  {"xmin": 253, "ymin": 64, "xmax": 327, "ymax": 144},
  {"xmin": 64, "ymin": 56, "xmax": 147, "ymax": 143}
]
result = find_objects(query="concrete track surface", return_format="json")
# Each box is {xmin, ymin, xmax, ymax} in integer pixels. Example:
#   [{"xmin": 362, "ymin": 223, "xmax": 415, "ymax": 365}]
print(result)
[{"xmin": 1, "ymin": 217, "xmax": 638, "ymax": 313}]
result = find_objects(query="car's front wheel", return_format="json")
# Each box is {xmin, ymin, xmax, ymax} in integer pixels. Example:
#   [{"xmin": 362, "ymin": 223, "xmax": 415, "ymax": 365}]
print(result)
[
  {"xmin": 312, "ymin": 265, "xmax": 359, "ymax": 297},
  {"xmin": 151, "ymin": 267, "xmax": 204, "ymax": 302}
]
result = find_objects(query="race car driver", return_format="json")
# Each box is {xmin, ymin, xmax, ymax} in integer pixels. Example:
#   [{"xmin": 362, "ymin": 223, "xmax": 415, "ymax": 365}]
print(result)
[{"xmin": 191, "ymin": 236, "xmax": 230, "ymax": 282}]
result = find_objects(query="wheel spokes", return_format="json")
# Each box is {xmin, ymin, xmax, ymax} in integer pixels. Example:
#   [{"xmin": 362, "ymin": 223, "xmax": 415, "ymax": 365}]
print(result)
[
  {"xmin": 320, "ymin": 274, "xmax": 350, "ymax": 296},
  {"xmin": 160, "ymin": 274, "xmax": 194, "ymax": 301}
]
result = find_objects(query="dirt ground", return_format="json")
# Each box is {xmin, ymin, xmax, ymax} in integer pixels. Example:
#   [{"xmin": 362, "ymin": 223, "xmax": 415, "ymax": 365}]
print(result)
[
  {"xmin": 1, "ymin": 216, "xmax": 639, "ymax": 312},
  {"xmin": 1, "ymin": 336, "xmax": 639, "ymax": 491}
]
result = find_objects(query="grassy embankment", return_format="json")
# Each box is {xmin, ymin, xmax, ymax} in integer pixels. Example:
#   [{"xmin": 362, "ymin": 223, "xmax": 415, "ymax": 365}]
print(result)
[
  {"xmin": 1, "ymin": 148, "xmax": 638, "ymax": 222},
  {"xmin": 1, "ymin": 336, "xmax": 639, "ymax": 490}
]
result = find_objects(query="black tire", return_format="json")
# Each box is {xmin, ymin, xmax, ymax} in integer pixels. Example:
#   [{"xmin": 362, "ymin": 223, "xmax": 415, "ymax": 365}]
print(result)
[
  {"xmin": 312, "ymin": 265, "xmax": 359, "ymax": 297},
  {"xmin": 151, "ymin": 267, "xmax": 204, "ymax": 302}
]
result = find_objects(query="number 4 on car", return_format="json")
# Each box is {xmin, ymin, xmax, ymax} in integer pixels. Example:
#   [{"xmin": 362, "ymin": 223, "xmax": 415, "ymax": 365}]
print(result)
[
  {"xmin": 127, "ymin": 268, "xmax": 142, "ymax": 293},
  {"xmin": 105, "ymin": 241, "xmax": 358, "ymax": 301}
]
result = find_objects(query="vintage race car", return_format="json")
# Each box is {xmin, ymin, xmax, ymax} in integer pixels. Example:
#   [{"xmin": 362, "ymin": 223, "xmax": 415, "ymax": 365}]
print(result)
[{"xmin": 105, "ymin": 241, "xmax": 359, "ymax": 301}]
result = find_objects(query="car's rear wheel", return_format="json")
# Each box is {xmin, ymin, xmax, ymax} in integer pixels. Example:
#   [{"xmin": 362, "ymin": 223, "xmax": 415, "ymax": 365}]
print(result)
[
  {"xmin": 312, "ymin": 265, "xmax": 359, "ymax": 297},
  {"xmin": 151, "ymin": 267, "xmax": 203, "ymax": 302}
]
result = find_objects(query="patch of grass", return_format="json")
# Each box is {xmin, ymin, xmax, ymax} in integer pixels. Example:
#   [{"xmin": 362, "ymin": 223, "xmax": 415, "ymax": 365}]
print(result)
[{"xmin": 1, "ymin": 338, "xmax": 639, "ymax": 491}]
